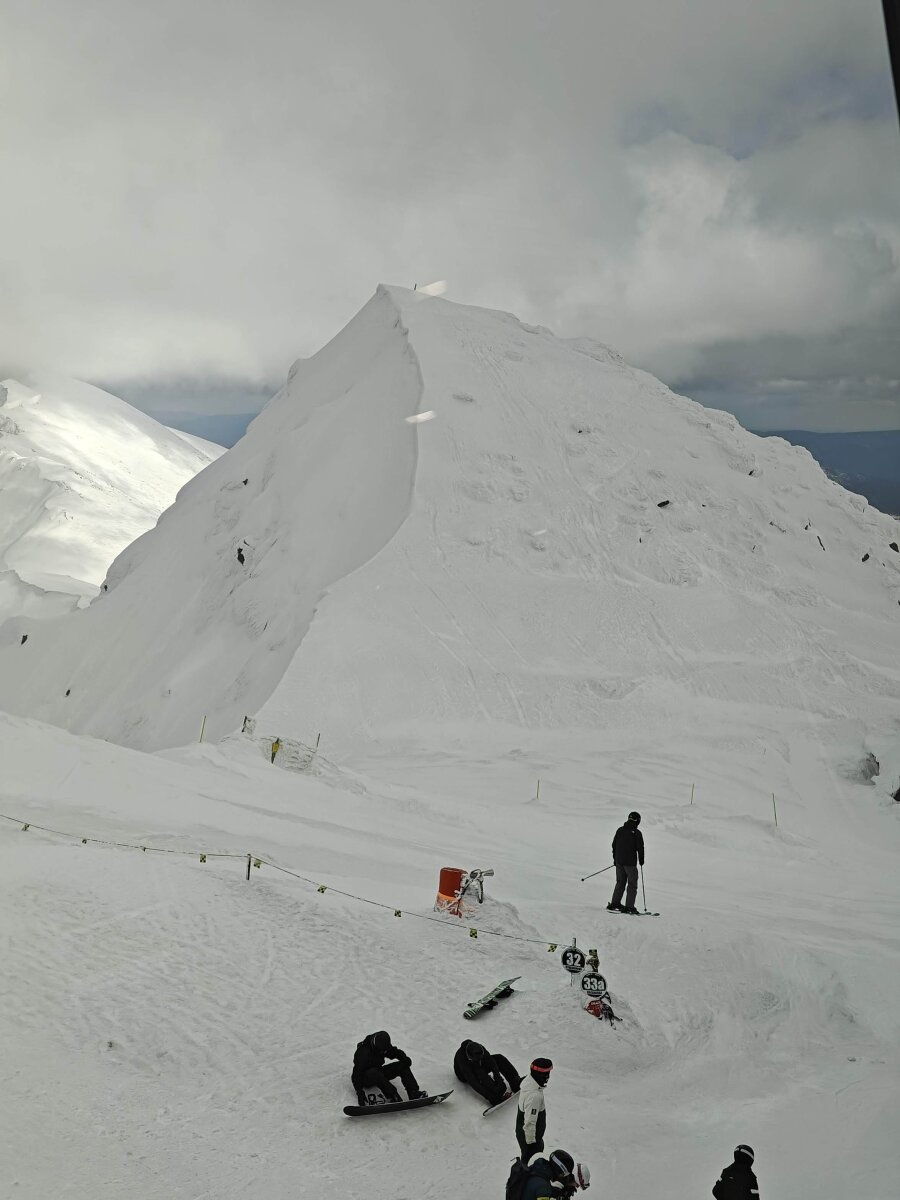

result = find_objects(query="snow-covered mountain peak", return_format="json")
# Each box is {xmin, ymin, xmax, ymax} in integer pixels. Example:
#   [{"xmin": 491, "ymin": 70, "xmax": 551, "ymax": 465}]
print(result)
[
  {"xmin": 0, "ymin": 288, "xmax": 898, "ymax": 772},
  {"xmin": 0, "ymin": 373, "xmax": 222, "ymax": 616}
]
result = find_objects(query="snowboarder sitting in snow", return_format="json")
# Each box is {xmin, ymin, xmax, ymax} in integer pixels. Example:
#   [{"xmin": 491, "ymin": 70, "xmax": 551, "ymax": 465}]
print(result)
[
  {"xmin": 607, "ymin": 811, "xmax": 644, "ymax": 914},
  {"xmin": 712, "ymin": 1145, "xmax": 759, "ymax": 1200},
  {"xmin": 516, "ymin": 1057, "xmax": 552, "ymax": 1162},
  {"xmin": 351, "ymin": 1030, "xmax": 424, "ymax": 1106},
  {"xmin": 453, "ymin": 1039, "xmax": 520, "ymax": 1107}
]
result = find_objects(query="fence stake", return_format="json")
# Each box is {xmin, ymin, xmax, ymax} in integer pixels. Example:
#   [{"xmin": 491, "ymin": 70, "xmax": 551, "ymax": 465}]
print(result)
[
  {"xmin": 246, "ymin": 853, "xmax": 252, "ymax": 881},
  {"xmin": 772, "ymin": 793, "xmax": 778, "ymax": 827},
  {"xmin": 199, "ymin": 715, "xmax": 207, "ymax": 743},
  {"xmin": 690, "ymin": 783, "xmax": 695, "ymax": 805}
]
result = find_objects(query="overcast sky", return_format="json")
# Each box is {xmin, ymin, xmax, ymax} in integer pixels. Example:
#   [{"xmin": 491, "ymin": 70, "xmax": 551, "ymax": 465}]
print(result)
[{"xmin": 3, "ymin": 1, "xmax": 899, "ymax": 430}]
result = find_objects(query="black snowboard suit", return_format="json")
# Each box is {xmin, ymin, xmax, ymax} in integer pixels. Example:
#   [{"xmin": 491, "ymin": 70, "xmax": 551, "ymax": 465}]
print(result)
[
  {"xmin": 712, "ymin": 1158, "xmax": 760, "ymax": 1200},
  {"xmin": 452, "ymin": 1040, "xmax": 520, "ymax": 1107},
  {"xmin": 351, "ymin": 1034, "xmax": 420, "ymax": 1105},
  {"xmin": 610, "ymin": 820, "xmax": 644, "ymax": 910}
]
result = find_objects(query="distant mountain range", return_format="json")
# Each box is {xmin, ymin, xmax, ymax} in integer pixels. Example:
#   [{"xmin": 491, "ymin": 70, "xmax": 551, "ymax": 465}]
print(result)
[{"xmin": 756, "ymin": 430, "xmax": 900, "ymax": 518}]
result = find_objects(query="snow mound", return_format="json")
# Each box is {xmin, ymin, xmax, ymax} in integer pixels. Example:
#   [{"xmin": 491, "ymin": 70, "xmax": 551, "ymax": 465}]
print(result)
[{"xmin": 0, "ymin": 375, "xmax": 222, "ymax": 618}]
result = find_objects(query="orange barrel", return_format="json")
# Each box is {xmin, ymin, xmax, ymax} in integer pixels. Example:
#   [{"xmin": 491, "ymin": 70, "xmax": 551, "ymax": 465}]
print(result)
[{"xmin": 435, "ymin": 866, "xmax": 465, "ymax": 911}]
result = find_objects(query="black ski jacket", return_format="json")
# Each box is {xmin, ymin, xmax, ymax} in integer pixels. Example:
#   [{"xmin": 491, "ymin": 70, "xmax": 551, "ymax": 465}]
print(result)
[
  {"xmin": 520, "ymin": 1158, "xmax": 559, "ymax": 1200},
  {"xmin": 612, "ymin": 822, "xmax": 644, "ymax": 866},
  {"xmin": 351, "ymin": 1034, "xmax": 411, "ymax": 1088},
  {"xmin": 712, "ymin": 1161, "xmax": 759, "ymax": 1200},
  {"xmin": 453, "ymin": 1041, "xmax": 514, "ymax": 1097}
]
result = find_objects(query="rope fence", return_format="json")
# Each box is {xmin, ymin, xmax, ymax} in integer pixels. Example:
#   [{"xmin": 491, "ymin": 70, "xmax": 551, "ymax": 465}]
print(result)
[{"xmin": 0, "ymin": 810, "xmax": 564, "ymax": 953}]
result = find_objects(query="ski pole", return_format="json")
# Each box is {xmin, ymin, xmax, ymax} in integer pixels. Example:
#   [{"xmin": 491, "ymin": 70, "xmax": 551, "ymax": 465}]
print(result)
[
  {"xmin": 640, "ymin": 865, "xmax": 648, "ymax": 911},
  {"xmin": 580, "ymin": 864, "xmax": 614, "ymax": 882}
]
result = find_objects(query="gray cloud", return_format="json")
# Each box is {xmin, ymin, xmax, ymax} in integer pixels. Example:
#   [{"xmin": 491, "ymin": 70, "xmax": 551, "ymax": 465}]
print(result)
[{"xmin": 2, "ymin": 0, "xmax": 899, "ymax": 427}]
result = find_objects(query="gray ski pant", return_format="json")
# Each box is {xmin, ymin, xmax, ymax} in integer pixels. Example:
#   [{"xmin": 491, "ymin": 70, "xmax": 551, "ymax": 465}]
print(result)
[{"xmin": 611, "ymin": 863, "xmax": 638, "ymax": 909}]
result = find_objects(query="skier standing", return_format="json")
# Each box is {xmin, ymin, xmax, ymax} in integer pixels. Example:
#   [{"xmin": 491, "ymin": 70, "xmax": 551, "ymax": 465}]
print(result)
[
  {"xmin": 516, "ymin": 1057, "xmax": 552, "ymax": 1161},
  {"xmin": 712, "ymin": 1145, "xmax": 759, "ymax": 1199},
  {"xmin": 350, "ymin": 1030, "xmax": 424, "ymax": 1106},
  {"xmin": 607, "ymin": 811, "xmax": 644, "ymax": 914}
]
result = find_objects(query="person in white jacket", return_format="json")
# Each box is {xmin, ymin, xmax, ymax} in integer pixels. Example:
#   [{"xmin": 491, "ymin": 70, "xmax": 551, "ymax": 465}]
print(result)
[{"xmin": 515, "ymin": 1057, "xmax": 553, "ymax": 1161}]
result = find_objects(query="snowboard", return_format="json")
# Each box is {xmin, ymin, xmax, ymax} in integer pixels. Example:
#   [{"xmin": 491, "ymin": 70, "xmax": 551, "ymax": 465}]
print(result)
[
  {"xmin": 343, "ymin": 1090, "xmax": 453, "ymax": 1116},
  {"xmin": 483, "ymin": 1090, "xmax": 517, "ymax": 1116},
  {"xmin": 463, "ymin": 976, "xmax": 521, "ymax": 1020}
]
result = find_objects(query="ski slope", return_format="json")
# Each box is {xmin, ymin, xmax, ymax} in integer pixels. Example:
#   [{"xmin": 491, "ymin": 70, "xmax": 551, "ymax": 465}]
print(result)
[
  {"xmin": 1, "ymin": 287, "xmax": 899, "ymax": 1198},
  {"xmin": 0, "ymin": 374, "xmax": 222, "ymax": 620},
  {"xmin": 1, "ymin": 705, "xmax": 898, "ymax": 1200}
]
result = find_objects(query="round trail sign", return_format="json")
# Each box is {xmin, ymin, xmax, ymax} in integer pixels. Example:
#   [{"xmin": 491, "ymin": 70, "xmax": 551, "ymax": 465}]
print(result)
[
  {"xmin": 580, "ymin": 971, "xmax": 608, "ymax": 997},
  {"xmin": 561, "ymin": 947, "xmax": 586, "ymax": 974}
]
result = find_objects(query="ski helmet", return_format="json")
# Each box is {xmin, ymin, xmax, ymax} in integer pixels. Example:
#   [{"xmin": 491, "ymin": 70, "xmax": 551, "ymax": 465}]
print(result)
[
  {"xmin": 370, "ymin": 1031, "xmax": 391, "ymax": 1053},
  {"xmin": 628, "ymin": 811, "xmax": 641, "ymax": 824},
  {"xmin": 549, "ymin": 1150, "xmax": 575, "ymax": 1180},
  {"xmin": 465, "ymin": 1041, "xmax": 486, "ymax": 1062},
  {"xmin": 575, "ymin": 1163, "xmax": 591, "ymax": 1190},
  {"xmin": 530, "ymin": 1056, "xmax": 553, "ymax": 1083},
  {"xmin": 734, "ymin": 1145, "xmax": 754, "ymax": 1164}
]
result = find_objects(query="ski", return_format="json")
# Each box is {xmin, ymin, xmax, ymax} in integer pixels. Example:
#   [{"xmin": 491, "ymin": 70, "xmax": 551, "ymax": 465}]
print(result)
[
  {"xmin": 463, "ymin": 976, "xmax": 521, "ymax": 1020},
  {"xmin": 483, "ymin": 1091, "xmax": 517, "ymax": 1116},
  {"xmin": 606, "ymin": 909, "xmax": 659, "ymax": 917},
  {"xmin": 343, "ymin": 1090, "xmax": 453, "ymax": 1117}
]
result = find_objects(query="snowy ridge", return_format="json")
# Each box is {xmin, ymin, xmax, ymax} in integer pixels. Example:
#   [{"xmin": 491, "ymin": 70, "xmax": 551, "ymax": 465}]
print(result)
[
  {"xmin": 0, "ymin": 290, "xmax": 421, "ymax": 746},
  {"xmin": 258, "ymin": 288, "xmax": 900, "ymax": 779},
  {"xmin": 2, "ymin": 287, "xmax": 898, "ymax": 766},
  {"xmin": 0, "ymin": 374, "xmax": 221, "ymax": 618}
]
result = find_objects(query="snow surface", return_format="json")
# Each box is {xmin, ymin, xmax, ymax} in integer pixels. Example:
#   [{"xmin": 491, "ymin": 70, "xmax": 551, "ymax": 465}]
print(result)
[
  {"xmin": 0, "ymin": 374, "xmax": 222, "ymax": 620},
  {"xmin": 1, "ymin": 287, "xmax": 899, "ymax": 1199}
]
